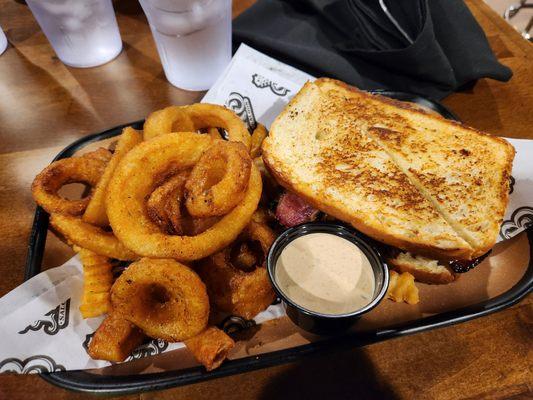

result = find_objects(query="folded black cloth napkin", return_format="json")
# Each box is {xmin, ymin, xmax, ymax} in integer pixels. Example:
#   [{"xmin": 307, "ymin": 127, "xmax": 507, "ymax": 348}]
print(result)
[{"xmin": 233, "ymin": 0, "xmax": 512, "ymax": 100}]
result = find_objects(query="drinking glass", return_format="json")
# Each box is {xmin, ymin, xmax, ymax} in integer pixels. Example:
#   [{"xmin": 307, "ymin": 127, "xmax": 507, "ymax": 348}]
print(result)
[
  {"xmin": 139, "ymin": 0, "xmax": 232, "ymax": 91},
  {"xmin": 25, "ymin": 0, "xmax": 123, "ymax": 68}
]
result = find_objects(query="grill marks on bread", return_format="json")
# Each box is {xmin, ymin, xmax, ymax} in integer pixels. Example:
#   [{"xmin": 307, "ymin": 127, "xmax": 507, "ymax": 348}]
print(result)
[
  {"xmin": 317, "ymin": 94, "xmax": 444, "ymax": 217},
  {"xmin": 315, "ymin": 79, "xmax": 514, "ymax": 258},
  {"xmin": 333, "ymin": 88, "xmax": 515, "ymax": 257}
]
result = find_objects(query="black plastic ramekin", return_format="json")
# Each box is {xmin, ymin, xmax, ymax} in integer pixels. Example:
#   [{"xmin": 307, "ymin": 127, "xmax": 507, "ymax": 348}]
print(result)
[{"xmin": 266, "ymin": 223, "xmax": 389, "ymax": 335}]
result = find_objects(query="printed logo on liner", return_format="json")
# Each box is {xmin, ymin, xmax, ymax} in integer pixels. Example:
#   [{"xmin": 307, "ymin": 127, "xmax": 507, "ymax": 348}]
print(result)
[
  {"xmin": 0, "ymin": 355, "xmax": 65, "ymax": 374},
  {"xmin": 18, "ymin": 298, "xmax": 70, "ymax": 336},
  {"xmin": 226, "ymin": 92, "xmax": 257, "ymax": 131},
  {"xmin": 499, "ymin": 206, "xmax": 533, "ymax": 239},
  {"xmin": 252, "ymin": 74, "xmax": 290, "ymax": 97}
]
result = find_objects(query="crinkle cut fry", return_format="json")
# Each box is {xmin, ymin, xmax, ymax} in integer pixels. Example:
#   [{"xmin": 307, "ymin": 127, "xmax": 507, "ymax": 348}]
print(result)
[{"xmin": 76, "ymin": 247, "xmax": 114, "ymax": 318}]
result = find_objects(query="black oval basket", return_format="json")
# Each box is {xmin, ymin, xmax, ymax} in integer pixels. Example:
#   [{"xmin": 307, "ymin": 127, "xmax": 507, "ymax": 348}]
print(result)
[{"xmin": 24, "ymin": 93, "xmax": 532, "ymax": 394}]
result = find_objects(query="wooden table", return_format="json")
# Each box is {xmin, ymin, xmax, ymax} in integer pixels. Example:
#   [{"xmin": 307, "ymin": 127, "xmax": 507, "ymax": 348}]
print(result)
[{"xmin": 0, "ymin": 0, "xmax": 531, "ymax": 399}]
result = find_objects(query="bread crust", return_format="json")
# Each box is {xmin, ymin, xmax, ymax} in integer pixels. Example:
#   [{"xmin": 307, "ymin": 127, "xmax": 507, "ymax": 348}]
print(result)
[
  {"xmin": 316, "ymin": 78, "xmax": 514, "ymax": 151},
  {"xmin": 386, "ymin": 257, "xmax": 457, "ymax": 285}
]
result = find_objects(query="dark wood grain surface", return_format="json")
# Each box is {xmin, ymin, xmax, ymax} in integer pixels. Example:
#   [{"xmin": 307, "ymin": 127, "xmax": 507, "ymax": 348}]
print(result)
[{"xmin": 0, "ymin": 0, "xmax": 531, "ymax": 399}]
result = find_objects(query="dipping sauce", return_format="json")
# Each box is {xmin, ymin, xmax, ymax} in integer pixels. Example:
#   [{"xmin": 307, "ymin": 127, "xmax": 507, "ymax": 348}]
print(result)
[{"xmin": 274, "ymin": 233, "xmax": 376, "ymax": 315}]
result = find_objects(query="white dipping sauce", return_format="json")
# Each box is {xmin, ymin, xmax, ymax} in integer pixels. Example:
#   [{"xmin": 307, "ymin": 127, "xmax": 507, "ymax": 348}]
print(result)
[{"xmin": 275, "ymin": 233, "xmax": 375, "ymax": 315}]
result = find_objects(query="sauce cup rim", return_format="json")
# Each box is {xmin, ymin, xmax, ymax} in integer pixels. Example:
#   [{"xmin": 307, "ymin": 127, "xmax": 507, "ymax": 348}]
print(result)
[{"xmin": 266, "ymin": 222, "xmax": 390, "ymax": 320}]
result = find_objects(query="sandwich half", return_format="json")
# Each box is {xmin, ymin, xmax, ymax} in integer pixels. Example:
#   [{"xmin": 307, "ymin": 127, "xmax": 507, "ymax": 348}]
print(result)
[{"xmin": 262, "ymin": 78, "xmax": 515, "ymax": 262}]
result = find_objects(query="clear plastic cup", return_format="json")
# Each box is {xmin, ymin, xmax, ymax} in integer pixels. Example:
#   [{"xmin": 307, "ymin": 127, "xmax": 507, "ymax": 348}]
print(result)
[
  {"xmin": 0, "ymin": 27, "xmax": 7, "ymax": 56},
  {"xmin": 25, "ymin": 0, "xmax": 123, "ymax": 68},
  {"xmin": 139, "ymin": 0, "xmax": 232, "ymax": 91}
]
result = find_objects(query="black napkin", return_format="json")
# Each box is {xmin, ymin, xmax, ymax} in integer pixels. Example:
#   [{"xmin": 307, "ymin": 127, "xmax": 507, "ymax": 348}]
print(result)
[{"xmin": 233, "ymin": 0, "xmax": 512, "ymax": 100}]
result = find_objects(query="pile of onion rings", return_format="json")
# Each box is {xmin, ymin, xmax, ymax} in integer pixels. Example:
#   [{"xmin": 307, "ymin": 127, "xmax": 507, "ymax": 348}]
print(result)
[
  {"xmin": 106, "ymin": 132, "xmax": 262, "ymax": 260},
  {"xmin": 30, "ymin": 103, "xmax": 276, "ymax": 370}
]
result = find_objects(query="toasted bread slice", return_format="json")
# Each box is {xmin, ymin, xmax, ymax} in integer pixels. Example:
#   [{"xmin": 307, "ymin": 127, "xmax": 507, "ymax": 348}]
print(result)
[
  {"xmin": 263, "ymin": 80, "xmax": 473, "ymax": 260},
  {"xmin": 311, "ymin": 79, "xmax": 514, "ymax": 257},
  {"xmin": 387, "ymin": 252, "xmax": 456, "ymax": 285}
]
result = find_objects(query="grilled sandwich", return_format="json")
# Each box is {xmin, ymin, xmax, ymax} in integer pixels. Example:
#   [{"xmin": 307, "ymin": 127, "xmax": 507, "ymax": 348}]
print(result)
[{"xmin": 263, "ymin": 78, "xmax": 515, "ymax": 266}]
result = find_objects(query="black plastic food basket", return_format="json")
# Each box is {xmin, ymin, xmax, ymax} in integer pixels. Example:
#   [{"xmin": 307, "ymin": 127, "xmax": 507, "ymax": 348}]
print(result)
[{"xmin": 24, "ymin": 93, "xmax": 533, "ymax": 394}]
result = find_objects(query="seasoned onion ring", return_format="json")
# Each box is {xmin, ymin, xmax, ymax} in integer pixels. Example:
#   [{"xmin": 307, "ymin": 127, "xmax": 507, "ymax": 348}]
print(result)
[
  {"xmin": 185, "ymin": 141, "xmax": 252, "ymax": 217},
  {"xmin": 143, "ymin": 106, "xmax": 195, "ymax": 141},
  {"xmin": 146, "ymin": 172, "xmax": 188, "ymax": 234},
  {"xmin": 106, "ymin": 132, "xmax": 262, "ymax": 261},
  {"xmin": 197, "ymin": 221, "xmax": 276, "ymax": 319},
  {"xmin": 250, "ymin": 123, "xmax": 267, "ymax": 158},
  {"xmin": 31, "ymin": 151, "xmax": 110, "ymax": 216},
  {"xmin": 111, "ymin": 258, "xmax": 209, "ymax": 341},
  {"xmin": 83, "ymin": 127, "xmax": 142, "ymax": 227},
  {"xmin": 50, "ymin": 214, "xmax": 138, "ymax": 260},
  {"xmin": 184, "ymin": 327, "xmax": 235, "ymax": 371},
  {"xmin": 184, "ymin": 103, "xmax": 251, "ymax": 151}
]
